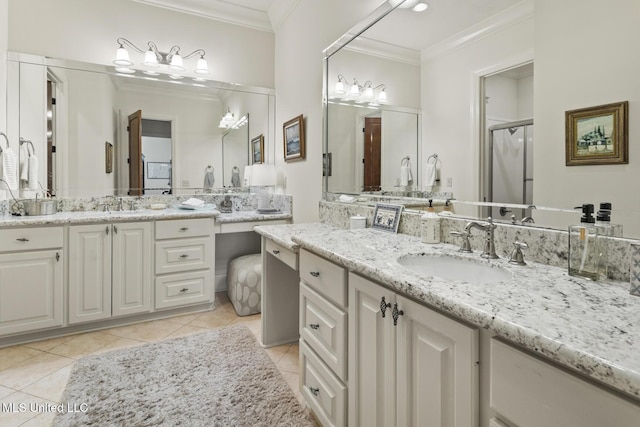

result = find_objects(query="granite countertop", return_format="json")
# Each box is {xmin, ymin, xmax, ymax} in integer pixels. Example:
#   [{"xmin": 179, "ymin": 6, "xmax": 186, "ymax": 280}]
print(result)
[
  {"xmin": 262, "ymin": 223, "xmax": 640, "ymax": 400},
  {"xmin": 0, "ymin": 207, "xmax": 292, "ymax": 228},
  {"xmin": 254, "ymin": 223, "xmax": 333, "ymax": 252}
]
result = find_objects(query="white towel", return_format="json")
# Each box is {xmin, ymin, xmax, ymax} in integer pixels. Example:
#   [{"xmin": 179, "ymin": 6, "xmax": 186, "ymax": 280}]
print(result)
[
  {"xmin": 28, "ymin": 155, "xmax": 39, "ymax": 190},
  {"xmin": 424, "ymin": 163, "xmax": 437, "ymax": 189},
  {"xmin": 19, "ymin": 144, "xmax": 29, "ymax": 182},
  {"xmin": 181, "ymin": 197, "xmax": 205, "ymax": 207},
  {"xmin": 400, "ymin": 165, "xmax": 412, "ymax": 186},
  {"xmin": 1, "ymin": 147, "xmax": 18, "ymax": 191}
]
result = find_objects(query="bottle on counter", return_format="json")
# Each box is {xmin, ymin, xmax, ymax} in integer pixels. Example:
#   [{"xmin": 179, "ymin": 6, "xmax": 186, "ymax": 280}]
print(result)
[
  {"xmin": 421, "ymin": 199, "xmax": 441, "ymax": 244},
  {"xmin": 568, "ymin": 203, "xmax": 601, "ymax": 280}
]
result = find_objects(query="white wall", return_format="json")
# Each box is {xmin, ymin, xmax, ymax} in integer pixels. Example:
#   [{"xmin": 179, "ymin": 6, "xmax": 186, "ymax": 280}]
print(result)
[
  {"xmin": 533, "ymin": 0, "xmax": 640, "ymax": 235},
  {"xmin": 7, "ymin": 0, "xmax": 274, "ymax": 88},
  {"xmin": 0, "ymin": 0, "xmax": 7, "ymax": 132},
  {"xmin": 420, "ymin": 15, "xmax": 534, "ymax": 213},
  {"xmin": 273, "ymin": 0, "xmax": 385, "ymax": 222}
]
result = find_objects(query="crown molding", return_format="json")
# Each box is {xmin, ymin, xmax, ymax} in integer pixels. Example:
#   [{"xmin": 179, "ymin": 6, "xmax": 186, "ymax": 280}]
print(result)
[
  {"xmin": 421, "ymin": 0, "xmax": 534, "ymax": 63},
  {"xmin": 129, "ymin": 0, "xmax": 274, "ymax": 32},
  {"xmin": 267, "ymin": 0, "xmax": 300, "ymax": 32},
  {"xmin": 343, "ymin": 36, "xmax": 420, "ymax": 66}
]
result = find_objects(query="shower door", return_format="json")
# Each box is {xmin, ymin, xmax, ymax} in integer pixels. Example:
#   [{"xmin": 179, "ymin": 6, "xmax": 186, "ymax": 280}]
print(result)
[{"xmin": 488, "ymin": 120, "xmax": 534, "ymax": 221}]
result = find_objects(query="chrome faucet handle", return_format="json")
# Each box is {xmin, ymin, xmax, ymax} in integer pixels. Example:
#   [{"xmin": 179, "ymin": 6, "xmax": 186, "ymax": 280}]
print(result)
[
  {"xmin": 508, "ymin": 241, "xmax": 528, "ymax": 265},
  {"xmin": 450, "ymin": 230, "xmax": 472, "ymax": 253}
]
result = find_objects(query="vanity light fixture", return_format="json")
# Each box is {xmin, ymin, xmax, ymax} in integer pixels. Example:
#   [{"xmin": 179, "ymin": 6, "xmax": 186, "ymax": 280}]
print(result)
[
  {"xmin": 333, "ymin": 75, "xmax": 388, "ymax": 104},
  {"xmin": 113, "ymin": 38, "xmax": 209, "ymax": 76},
  {"xmin": 218, "ymin": 108, "xmax": 236, "ymax": 129}
]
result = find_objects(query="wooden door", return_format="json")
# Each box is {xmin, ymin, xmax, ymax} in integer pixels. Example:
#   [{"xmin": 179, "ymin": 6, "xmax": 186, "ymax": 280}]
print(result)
[
  {"xmin": 68, "ymin": 224, "xmax": 112, "ymax": 324},
  {"xmin": 112, "ymin": 222, "xmax": 152, "ymax": 317},
  {"xmin": 348, "ymin": 273, "xmax": 397, "ymax": 427},
  {"xmin": 396, "ymin": 294, "xmax": 479, "ymax": 427},
  {"xmin": 363, "ymin": 117, "xmax": 381, "ymax": 191},
  {"xmin": 128, "ymin": 110, "xmax": 143, "ymax": 196}
]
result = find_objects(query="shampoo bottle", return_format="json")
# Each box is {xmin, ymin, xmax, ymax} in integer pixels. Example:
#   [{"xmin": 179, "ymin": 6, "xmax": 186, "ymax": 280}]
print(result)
[
  {"xmin": 421, "ymin": 199, "xmax": 441, "ymax": 244},
  {"xmin": 568, "ymin": 203, "xmax": 600, "ymax": 280}
]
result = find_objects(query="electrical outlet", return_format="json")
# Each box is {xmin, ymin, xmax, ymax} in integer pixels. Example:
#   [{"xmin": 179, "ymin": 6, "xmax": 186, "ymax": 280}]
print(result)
[
  {"xmin": 446, "ymin": 177, "xmax": 453, "ymax": 187},
  {"xmin": 181, "ymin": 179, "xmax": 190, "ymax": 187}
]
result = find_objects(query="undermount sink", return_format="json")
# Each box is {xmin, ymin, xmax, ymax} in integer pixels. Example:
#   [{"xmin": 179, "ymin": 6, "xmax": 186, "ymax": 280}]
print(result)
[{"xmin": 397, "ymin": 254, "xmax": 513, "ymax": 283}]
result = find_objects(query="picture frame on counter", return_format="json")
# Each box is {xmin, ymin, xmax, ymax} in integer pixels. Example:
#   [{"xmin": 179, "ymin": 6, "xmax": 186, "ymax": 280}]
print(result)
[{"xmin": 372, "ymin": 203, "xmax": 403, "ymax": 233}]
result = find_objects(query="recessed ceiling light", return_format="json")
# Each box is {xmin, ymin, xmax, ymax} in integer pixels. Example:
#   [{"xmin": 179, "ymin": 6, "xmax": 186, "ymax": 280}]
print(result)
[{"xmin": 413, "ymin": 2, "xmax": 428, "ymax": 12}]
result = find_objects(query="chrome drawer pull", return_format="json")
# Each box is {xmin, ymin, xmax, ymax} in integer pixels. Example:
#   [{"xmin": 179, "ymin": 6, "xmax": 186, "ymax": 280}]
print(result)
[
  {"xmin": 179, "ymin": 254, "xmax": 189, "ymax": 259},
  {"xmin": 309, "ymin": 387, "xmax": 320, "ymax": 396},
  {"xmin": 309, "ymin": 271, "xmax": 320, "ymax": 278},
  {"xmin": 179, "ymin": 288, "xmax": 189, "ymax": 292},
  {"xmin": 309, "ymin": 323, "xmax": 320, "ymax": 330},
  {"xmin": 179, "ymin": 227, "xmax": 189, "ymax": 232},
  {"xmin": 16, "ymin": 238, "xmax": 29, "ymax": 242},
  {"xmin": 272, "ymin": 249, "xmax": 280, "ymax": 255}
]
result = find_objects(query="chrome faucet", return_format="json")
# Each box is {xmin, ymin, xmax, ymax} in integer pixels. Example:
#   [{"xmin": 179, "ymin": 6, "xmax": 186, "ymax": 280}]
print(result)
[{"xmin": 464, "ymin": 217, "xmax": 498, "ymax": 259}]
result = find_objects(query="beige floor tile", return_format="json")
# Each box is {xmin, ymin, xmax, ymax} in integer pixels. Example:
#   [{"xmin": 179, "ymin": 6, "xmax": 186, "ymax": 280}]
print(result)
[
  {"xmin": 90, "ymin": 337, "xmax": 144, "ymax": 356},
  {"xmin": 20, "ymin": 365, "xmax": 74, "ymax": 403},
  {"xmin": 21, "ymin": 335, "xmax": 76, "ymax": 353},
  {"xmin": 188, "ymin": 309, "xmax": 237, "ymax": 329},
  {"xmin": 46, "ymin": 331, "xmax": 120, "ymax": 359},
  {"xmin": 0, "ymin": 347, "xmax": 42, "ymax": 373},
  {"xmin": 101, "ymin": 322, "xmax": 142, "ymax": 338},
  {"xmin": 163, "ymin": 312, "xmax": 202, "ymax": 325},
  {"xmin": 265, "ymin": 343, "xmax": 292, "ymax": 365},
  {"xmin": 0, "ymin": 386, "xmax": 13, "ymax": 400},
  {"xmin": 18, "ymin": 411, "xmax": 57, "ymax": 427},
  {"xmin": 165, "ymin": 325, "xmax": 210, "ymax": 339},
  {"xmin": 107, "ymin": 319, "xmax": 184, "ymax": 343},
  {"xmin": 0, "ymin": 353, "xmax": 75, "ymax": 391},
  {"xmin": 277, "ymin": 342, "xmax": 300, "ymax": 373},
  {"xmin": 0, "ymin": 391, "xmax": 53, "ymax": 427}
]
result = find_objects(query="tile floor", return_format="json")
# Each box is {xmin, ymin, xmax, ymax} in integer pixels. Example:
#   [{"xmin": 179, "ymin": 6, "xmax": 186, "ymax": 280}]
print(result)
[{"xmin": 0, "ymin": 292, "xmax": 305, "ymax": 427}]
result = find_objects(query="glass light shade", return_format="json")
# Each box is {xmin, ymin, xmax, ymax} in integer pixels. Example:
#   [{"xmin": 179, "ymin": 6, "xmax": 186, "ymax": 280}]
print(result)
[
  {"xmin": 363, "ymin": 86, "xmax": 374, "ymax": 99},
  {"xmin": 413, "ymin": 2, "xmax": 428, "ymax": 11},
  {"xmin": 113, "ymin": 47, "xmax": 133, "ymax": 66},
  {"xmin": 350, "ymin": 83, "xmax": 360, "ymax": 96},
  {"xmin": 334, "ymin": 81, "xmax": 345, "ymax": 95},
  {"xmin": 143, "ymin": 50, "xmax": 159, "ymax": 67},
  {"xmin": 194, "ymin": 57, "xmax": 209, "ymax": 75},
  {"xmin": 378, "ymin": 90, "xmax": 388, "ymax": 103},
  {"xmin": 169, "ymin": 54, "xmax": 184, "ymax": 70}
]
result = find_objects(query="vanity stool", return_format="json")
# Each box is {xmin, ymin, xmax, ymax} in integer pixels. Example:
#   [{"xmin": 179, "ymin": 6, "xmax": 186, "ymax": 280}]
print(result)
[{"xmin": 227, "ymin": 253, "xmax": 262, "ymax": 316}]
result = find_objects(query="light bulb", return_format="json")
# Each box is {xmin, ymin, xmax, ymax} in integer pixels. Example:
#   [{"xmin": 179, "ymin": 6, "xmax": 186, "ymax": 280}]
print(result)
[{"xmin": 113, "ymin": 46, "xmax": 133, "ymax": 66}]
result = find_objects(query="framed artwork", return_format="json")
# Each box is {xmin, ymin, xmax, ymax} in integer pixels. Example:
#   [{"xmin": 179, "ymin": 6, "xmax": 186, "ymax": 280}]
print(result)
[
  {"xmin": 565, "ymin": 101, "xmax": 628, "ymax": 166},
  {"xmin": 323, "ymin": 153, "xmax": 332, "ymax": 177},
  {"xmin": 105, "ymin": 142, "xmax": 113, "ymax": 174},
  {"xmin": 283, "ymin": 114, "xmax": 305, "ymax": 162},
  {"xmin": 251, "ymin": 134, "xmax": 264, "ymax": 164},
  {"xmin": 371, "ymin": 203, "xmax": 403, "ymax": 233}
]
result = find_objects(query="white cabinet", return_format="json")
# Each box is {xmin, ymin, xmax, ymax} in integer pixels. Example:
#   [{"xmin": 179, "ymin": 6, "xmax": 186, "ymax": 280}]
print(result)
[
  {"xmin": 349, "ymin": 273, "xmax": 479, "ymax": 427},
  {"xmin": 154, "ymin": 218, "xmax": 214, "ymax": 309},
  {"xmin": 299, "ymin": 249, "xmax": 348, "ymax": 427},
  {"xmin": 0, "ymin": 227, "xmax": 63, "ymax": 335},
  {"xmin": 490, "ymin": 338, "xmax": 640, "ymax": 427},
  {"xmin": 68, "ymin": 222, "xmax": 151, "ymax": 324}
]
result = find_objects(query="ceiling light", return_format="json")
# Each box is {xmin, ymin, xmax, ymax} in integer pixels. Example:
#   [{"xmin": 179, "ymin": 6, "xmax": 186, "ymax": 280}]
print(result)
[
  {"xmin": 113, "ymin": 38, "xmax": 209, "ymax": 77},
  {"xmin": 413, "ymin": 2, "xmax": 428, "ymax": 12}
]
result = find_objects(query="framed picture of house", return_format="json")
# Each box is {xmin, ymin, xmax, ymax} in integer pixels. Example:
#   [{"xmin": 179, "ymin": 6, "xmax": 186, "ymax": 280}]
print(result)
[
  {"xmin": 283, "ymin": 114, "xmax": 305, "ymax": 162},
  {"xmin": 565, "ymin": 101, "xmax": 628, "ymax": 166},
  {"xmin": 371, "ymin": 203, "xmax": 403, "ymax": 233},
  {"xmin": 251, "ymin": 134, "xmax": 264, "ymax": 164}
]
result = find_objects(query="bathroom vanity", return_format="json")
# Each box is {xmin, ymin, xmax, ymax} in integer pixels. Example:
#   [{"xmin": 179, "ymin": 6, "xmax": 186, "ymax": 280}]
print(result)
[
  {"xmin": 256, "ymin": 220, "xmax": 640, "ymax": 427},
  {"xmin": 0, "ymin": 199, "xmax": 291, "ymax": 346}
]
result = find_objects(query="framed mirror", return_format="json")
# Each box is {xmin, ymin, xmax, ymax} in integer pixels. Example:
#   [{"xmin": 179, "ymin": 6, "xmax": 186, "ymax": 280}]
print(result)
[{"xmin": 6, "ymin": 51, "xmax": 275, "ymax": 198}]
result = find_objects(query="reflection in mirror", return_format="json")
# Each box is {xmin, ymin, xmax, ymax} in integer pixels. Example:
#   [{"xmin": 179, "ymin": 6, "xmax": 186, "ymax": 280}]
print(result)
[
  {"xmin": 6, "ymin": 52, "xmax": 274, "ymax": 198},
  {"xmin": 221, "ymin": 113, "xmax": 249, "ymax": 188}
]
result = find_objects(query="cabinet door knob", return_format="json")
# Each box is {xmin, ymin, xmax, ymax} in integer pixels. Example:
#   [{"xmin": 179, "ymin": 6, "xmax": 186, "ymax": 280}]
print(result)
[
  {"xmin": 309, "ymin": 387, "xmax": 320, "ymax": 396},
  {"xmin": 380, "ymin": 296, "xmax": 391, "ymax": 318},
  {"xmin": 105, "ymin": 226, "xmax": 110, "ymax": 235},
  {"xmin": 179, "ymin": 288, "xmax": 189, "ymax": 292},
  {"xmin": 179, "ymin": 227, "xmax": 189, "ymax": 232},
  {"xmin": 272, "ymin": 249, "xmax": 280, "ymax": 255},
  {"xmin": 55, "ymin": 252, "xmax": 60, "ymax": 262},
  {"xmin": 113, "ymin": 225, "xmax": 118, "ymax": 234},
  {"xmin": 16, "ymin": 238, "xmax": 29, "ymax": 242},
  {"xmin": 392, "ymin": 303, "xmax": 404, "ymax": 326},
  {"xmin": 309, "ymin": 271, "xmax": 320, "ymax": 278},
  {"xmin": 179, "ymin": 254, "xmax": 189, "ymax": 259},
  {"xmin": 309, "ymin": 323, "xmax": 320, "ymax": 330}
]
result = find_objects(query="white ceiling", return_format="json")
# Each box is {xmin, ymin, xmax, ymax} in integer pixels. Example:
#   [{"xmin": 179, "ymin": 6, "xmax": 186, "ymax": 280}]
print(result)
[{"xmin": 131, "ymin": 0, "xmax": 526, "ymax": 52}]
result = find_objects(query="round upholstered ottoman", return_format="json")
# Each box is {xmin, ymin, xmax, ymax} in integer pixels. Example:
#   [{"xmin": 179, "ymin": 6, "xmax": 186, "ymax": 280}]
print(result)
[{"xmin": 227, "ymin": 253, "xmax": 262, "ymax": 316}]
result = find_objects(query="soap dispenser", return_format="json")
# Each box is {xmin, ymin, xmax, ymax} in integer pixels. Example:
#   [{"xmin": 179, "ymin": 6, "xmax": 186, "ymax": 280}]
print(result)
[
  {"xmin": 421, "ymin": 199, "xmax": 441, "ymax": 244},
  {"xmin": 568, "ymin": 203, "xmax": 601, "ymax": 280}
]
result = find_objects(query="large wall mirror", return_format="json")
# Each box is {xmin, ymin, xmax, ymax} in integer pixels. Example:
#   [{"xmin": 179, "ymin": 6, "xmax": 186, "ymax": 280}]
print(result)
[
  {"xmin": 323, "ymin": 0, "xmax": 640, "ymax": 239},
  {"xmin": 6, "ymin": 52, "xmax": 275, "ymax": 198}
]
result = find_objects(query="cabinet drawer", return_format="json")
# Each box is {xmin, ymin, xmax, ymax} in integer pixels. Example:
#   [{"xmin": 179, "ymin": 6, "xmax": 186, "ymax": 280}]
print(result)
[
  {"xmin": 300, "ymin": 249, "xmax": 347, "ymax": 308},
  {"xmin": 300, "ymin": 339, "xmax": 347, "ymax": 427},
  {"xmin": 490, "ymin": 339, "xmax": 640, "ymax": 427},
  {"xmin": 155, "ymin": 270, "xmax": 212, "ymax": 309},
  {"xmin": 155, "ymin": 238, "xmax": 212, "ymax": 275},
  {"xmin": 0, "ymin": 227, "xmax": 63, "ymax": 252},
  {"xmin": 155, "ymin": 218, "xmax": 212, "ymax": 240},
  {"xmin": 266, "ymin": 239, "xmax": 298, "ymax": 271},
  {"xmin": 300, "ymin": 282, "xmax": 347, "ymax": 381}
]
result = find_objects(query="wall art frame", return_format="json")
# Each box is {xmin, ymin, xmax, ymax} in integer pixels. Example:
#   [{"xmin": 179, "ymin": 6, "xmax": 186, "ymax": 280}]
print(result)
[
  {"xmin": 251, "ymin": 134, "xmax": 264, "ymax": 164},
  {"xmin": 283, "ymin": 114, "xmax": 305, "ymax": 162}
]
